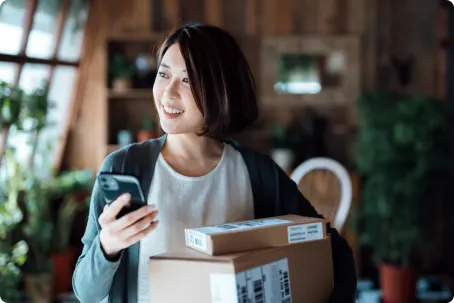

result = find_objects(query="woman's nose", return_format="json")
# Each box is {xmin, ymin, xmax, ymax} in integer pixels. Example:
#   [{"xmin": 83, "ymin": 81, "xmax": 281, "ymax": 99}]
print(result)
[{"xmin": 164, "ymin": 80, "xmax": 179, "ymax": 99}]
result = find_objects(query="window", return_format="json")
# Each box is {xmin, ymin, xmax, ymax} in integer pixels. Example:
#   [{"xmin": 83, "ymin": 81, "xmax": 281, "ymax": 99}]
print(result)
[{"xmin": 0, "ymin": 0, "xmax": 90, "ymax": 177}]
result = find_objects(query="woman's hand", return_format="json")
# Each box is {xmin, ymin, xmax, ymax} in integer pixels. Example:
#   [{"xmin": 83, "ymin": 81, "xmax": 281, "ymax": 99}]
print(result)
[{"xmin": 98, "ymin": 193, "xmax": 159, "ymax": 260}]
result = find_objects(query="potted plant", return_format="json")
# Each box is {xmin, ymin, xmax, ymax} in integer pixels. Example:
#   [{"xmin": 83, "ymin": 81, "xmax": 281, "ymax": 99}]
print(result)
[
  {"xmin": 110, "ymin": 54, "xmax": 136, "ymax": 92},
  {"xmin": 0, "ymin": 149, "xmax": 29, "ymax": 303},
  {"xmin": 0, "ymin": 81, "xmax": 24, "ymax": 163},
  {"xmin": 269, "ymin": 123, "xmax": 301, "ymax": 173},
  {"xmin": 137, "ymin": 114, "xmax": 157, "ymax": 142},
  {"xmin": 47, "ymin": 170, "xmax": 93, "ymax": 298},
  {"xmin": 354, "ymin": 91, "xmax": 450, "ymax": 303},
  {"xmin": 20, "ymin": 175, "xmax": 54, "ymax": 302}
]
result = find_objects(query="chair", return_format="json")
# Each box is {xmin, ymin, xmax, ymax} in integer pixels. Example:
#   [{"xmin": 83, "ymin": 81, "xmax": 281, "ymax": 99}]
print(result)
[{"xmin": 290, "ymin": 157, "xmax": 352, "ymax": 232}]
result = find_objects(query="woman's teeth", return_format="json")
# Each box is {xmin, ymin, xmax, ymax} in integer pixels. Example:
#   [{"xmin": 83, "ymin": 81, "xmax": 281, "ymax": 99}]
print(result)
[{"xmin": 163, "ymin": 105, "xmax": 184, "ymax": 114}]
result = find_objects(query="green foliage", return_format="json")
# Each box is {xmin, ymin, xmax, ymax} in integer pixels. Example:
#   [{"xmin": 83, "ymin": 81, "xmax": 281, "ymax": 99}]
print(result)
[
  {"xmin": 0, "ymin": 150, "xmax": 29, "ymax": 302},
  {"xmin": 0, "ymin": 81, "xmax": 24, "ymax": 128},
  {"xmin": 21, "ymin": 176, "xmax": 54, "ymax": 274},
  {"xmin": 110, "ymin": 54, "xmax": 136, "ymax": 80},
  {"xmin": 269, "ymin": 124, "xmax": 302, "ymax": 150},
  {"xmin": 354, "ymin": 91, "xmax": 450, "ymax": 267},
  {"xmin": 141, "ymin": 114, "xmax": 155, "ymax": 131},
  {"xmin": 17, "ymin": 82, "xmax": 55, "ymax": 132}
]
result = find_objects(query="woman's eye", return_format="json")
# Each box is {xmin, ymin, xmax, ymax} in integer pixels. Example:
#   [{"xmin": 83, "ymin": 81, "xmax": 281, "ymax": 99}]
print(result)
[
  {"xmin": 158, "ymin": 72, "xmax": 168, "ymax": 78},
  {"xmin": 182, "ymin": 78, "xmax": 189, "ymax": 83}
]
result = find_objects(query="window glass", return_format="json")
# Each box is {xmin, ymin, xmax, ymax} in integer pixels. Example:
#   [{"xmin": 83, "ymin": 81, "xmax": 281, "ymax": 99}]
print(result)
[
  {"xmin": 18, "ymin": 63, "xmax": 50, "ymax": 93},
  {"xmin": 58, "ymin": 0, "xmax": 89, "ymax": 62},
  {"xmin": 26, "ymin": 0, "xmax": 60, "ymax": 59},
  {"xmin": 0, "ymin": 62, "xmax": 17, "ymax": 85},
  {"xmin": 35, "ymin": 66, "xmax": 77, "ymax": 174},
  {"xmin": 0, "ymin": 0, "xmax": 27, "ymax": 55}
]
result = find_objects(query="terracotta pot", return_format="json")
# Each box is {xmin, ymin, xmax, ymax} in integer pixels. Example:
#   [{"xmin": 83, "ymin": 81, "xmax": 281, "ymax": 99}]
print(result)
[
  {"xmin": 24, "ymin": 271, "xmax": 53, "ymax": 303},
  {"xmin": 51, "ymin": 247, "xmax": 77, "ymax": 298},
  {"xmin": 380, "ymin": 263, "xmax": 418, "ymax": 303},
  {"xmin": 112, "ymin": 78, "xmax": 131, "ymax": 92},
  {"xmin": 137, "ymin": 130, "xmax": 157, "ymax": 142}
]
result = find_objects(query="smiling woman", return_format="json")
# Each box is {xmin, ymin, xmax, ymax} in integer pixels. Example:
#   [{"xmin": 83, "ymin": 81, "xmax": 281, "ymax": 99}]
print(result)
[{"xmin": 154, "ymin": 23, "xmax": 259, "ymax": 139}]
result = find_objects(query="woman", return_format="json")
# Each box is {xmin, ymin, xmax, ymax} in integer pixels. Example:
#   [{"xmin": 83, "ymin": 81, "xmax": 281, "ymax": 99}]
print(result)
[{"xmin": 72, "ymin": 23, "xmax": 357, "ymax": 303}]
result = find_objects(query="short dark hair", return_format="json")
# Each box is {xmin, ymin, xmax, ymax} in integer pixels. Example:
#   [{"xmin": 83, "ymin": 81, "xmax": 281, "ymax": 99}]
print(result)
[{"xmin": 156, "ymin": 23, "xmax": 259, "ymax": 138}]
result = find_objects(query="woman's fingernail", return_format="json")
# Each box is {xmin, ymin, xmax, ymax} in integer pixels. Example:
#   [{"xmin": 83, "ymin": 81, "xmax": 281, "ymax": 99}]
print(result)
[{"xmin": 122, "ymin": 193, "xmax": 131, "ymax": 200}]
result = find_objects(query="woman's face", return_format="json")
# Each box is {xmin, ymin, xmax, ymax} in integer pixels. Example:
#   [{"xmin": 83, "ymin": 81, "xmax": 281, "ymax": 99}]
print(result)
[{"xmin": 153, "ymin": 43, "xmax": 204, "ymax": 135}]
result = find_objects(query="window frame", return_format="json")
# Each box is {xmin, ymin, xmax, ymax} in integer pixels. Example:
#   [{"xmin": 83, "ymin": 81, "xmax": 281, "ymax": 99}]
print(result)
[{"xmin": 0, "ymin": 0, "xmax": 91, "ymax": 172}]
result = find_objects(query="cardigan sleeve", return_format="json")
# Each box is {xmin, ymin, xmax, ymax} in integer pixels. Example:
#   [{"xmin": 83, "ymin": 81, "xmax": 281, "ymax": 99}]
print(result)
[
  {"xmin": 72, "ymin": 150, "xmax": 126, "ymax": 303},
  {"xmin": 274, "ymin": 163, "xmax": 358, "ymax": 303}
]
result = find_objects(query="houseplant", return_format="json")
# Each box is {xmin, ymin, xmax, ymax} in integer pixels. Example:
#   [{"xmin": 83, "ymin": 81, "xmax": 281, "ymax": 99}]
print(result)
[
  {"xmin": 137, "ymin": 114, "xmax": 157, "ymax": 142},
  {"xmin": 110, "ymin": 54, "xmax": 136, "ymax": 91},
  {"xmin": 269, "ymin": 123, "xmax": 301, "ymax": 173},
  {"xmin": 354, "ymin": 91, "xmax": 450, "ymax": 303},
  {"xmin": 0, "ymin": 81, "xmax": 24, "ymax": 163},
  {"xmin": 0, "ymin": 149, "xmax": 29, "ymax": 302}
]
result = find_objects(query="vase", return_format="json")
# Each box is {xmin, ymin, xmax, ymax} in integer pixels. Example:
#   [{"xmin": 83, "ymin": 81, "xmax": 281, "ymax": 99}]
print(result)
[
  {"xmin": 24, "ymin": 271, "xmax": 53, "ymax": 303},
  {"xmin": 112, "ymin": 78, "xmax": 131, "ymax": 92},
  {"xmin": 380, "ymin": 263, "xmax": 418, "ymax": 303},
  {"xmin": 51, "ymin": 247, "xmax": 77, "ymax": 299},
  {"xmin": 137, "ymin": 130, "xmax": 157, "ymax": 142},
  {"xmin": 271, "ymin": 148, "xmax": 295, "ymax": 174}
]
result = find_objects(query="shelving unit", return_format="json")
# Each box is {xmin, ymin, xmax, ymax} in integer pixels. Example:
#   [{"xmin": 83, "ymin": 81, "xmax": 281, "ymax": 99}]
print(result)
[
  {"xmin": 104, "ymin": 31, "xmax": 166, "ymax": 154},
  {"xmin": 108, "ymin": 89, "xmax": 154, "ymax": 99}
]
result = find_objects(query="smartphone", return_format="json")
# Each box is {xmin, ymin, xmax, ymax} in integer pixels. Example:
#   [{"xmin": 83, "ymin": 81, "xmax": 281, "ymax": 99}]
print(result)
[{"xmin": 97, "ymin": 172, "xmax": 146, "ymax": 218}]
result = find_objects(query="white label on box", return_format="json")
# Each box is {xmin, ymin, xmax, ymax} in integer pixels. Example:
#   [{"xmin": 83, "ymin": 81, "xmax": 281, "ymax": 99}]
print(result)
[
  {"xmin": 235, "ymin": 258, "xmax": 292, "ymax": 303},
  {"xmin": 209, "ymin": 258, "xmax": 292, "ymax": 303},
  {"xmin": 187, "ymin": 229, "xmax": 207, "ymax": 251},
  {"xmin": 191, "ymin": 218, "xmax": 292, "ymax": 235},
  {"xmin": 287, "ymin": 222, "xmax": 323, "ymax": 243},
  {"xmin": 210, "ymin": 273, "xmax": 238, "ymax": 303}
]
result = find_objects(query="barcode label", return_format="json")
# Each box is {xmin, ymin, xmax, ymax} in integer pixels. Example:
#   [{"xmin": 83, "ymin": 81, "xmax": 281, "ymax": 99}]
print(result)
[
  {"xmin": 190, "ymin": 218, "xmax": 292, "ymax": 235},
  {"xmin": 209, "ymin": 258, "xmax": 292, "ymax": 303},
  {"xmin": 287, "ymin": 222, "xmax": 323, "ymax": 243},
  {"xmin": 187, "ymin": 230, "xmax": 207, "ymax": 251}
]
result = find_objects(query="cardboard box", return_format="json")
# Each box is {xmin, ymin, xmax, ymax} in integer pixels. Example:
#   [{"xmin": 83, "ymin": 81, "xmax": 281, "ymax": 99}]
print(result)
[
  {"xmin": 148, "ymin": 236, "xmax": 334, "ymax": 303},
  {"xmin": 184, "ymin": 215, "xmax": 327, "ymax": 255}
]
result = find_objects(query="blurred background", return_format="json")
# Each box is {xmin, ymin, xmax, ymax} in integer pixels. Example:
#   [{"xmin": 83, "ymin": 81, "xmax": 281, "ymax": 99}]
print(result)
[{"xmin": 0, "ymin": 0, "xmax": 453, "ymax": 302}]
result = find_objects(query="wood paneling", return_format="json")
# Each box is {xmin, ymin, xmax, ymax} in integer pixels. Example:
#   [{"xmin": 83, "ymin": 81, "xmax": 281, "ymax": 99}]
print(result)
[{"xmin": 65, "ymin": 0, "xmax": 441, "ymax": 171}]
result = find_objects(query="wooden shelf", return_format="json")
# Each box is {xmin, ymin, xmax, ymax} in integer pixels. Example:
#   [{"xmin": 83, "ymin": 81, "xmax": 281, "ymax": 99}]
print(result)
[
  {"xmin": 107, "ymin": 31, "xmax": 168, "ymax": 42},
  {"xmin": 108, "ymin": 89, "xmax": 154, "ymax": 99},
  {"xmin": 106, "ymin": 144, "xmax": 120, "ymax": 155}
]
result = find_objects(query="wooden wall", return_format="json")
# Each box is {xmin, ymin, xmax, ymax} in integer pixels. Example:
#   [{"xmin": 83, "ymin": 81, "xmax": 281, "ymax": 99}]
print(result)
[{"xmin": 63, "ymin": 0, "xmax": 440, "ymax": 172}]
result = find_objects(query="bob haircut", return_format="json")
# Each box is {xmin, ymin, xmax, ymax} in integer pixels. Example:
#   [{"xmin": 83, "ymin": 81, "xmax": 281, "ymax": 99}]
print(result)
[{"xmin": 156, "ymin": 23, "xmax": 259, "ymax": 138}]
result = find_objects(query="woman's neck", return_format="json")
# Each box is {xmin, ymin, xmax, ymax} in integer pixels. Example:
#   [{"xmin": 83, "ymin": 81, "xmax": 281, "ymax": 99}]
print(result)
[{"xmin": 162, "ymin": 133, "xmax": 224, "ymax": 161}]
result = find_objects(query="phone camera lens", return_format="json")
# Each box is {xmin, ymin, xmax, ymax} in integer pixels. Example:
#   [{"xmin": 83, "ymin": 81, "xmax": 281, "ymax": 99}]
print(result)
[{"xmin": 100, "ymin": 177, "xmax": 107, "ymax": 183}]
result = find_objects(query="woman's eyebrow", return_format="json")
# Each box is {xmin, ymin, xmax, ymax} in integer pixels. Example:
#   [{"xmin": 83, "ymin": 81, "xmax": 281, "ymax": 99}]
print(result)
[{"xmin": 160, "ymin": 62, "xmax": 186, "ymax": 72}]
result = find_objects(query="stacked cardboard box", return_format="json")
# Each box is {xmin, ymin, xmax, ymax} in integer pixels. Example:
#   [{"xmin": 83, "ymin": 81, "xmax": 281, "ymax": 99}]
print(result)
[{"xmin": 148, "ymin": 215, "xmax": 334, "ymax": 303}]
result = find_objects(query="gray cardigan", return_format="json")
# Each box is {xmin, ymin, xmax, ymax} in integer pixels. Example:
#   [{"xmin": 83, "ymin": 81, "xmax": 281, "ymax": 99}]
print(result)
[{"xmin": 72, "ymin": 135, "xmax": 357, "ymax": 302}]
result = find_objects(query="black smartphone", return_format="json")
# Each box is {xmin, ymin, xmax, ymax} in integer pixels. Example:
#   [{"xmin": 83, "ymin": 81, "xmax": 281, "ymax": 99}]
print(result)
[{"xmin": 97, "ymin": 172, "xmax": 147, "ymax": 218}]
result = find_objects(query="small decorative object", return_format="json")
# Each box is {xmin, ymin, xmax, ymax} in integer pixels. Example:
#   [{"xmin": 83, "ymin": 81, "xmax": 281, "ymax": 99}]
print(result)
[
  {"xmin": 354, "ymin": 91, "xmax": 450, "ymax": 303},
  {"xmin": 110, "ymin": 54, "xmax": 136, "ymax": 92},
  {"xmin": 137, "ymin": 115, "xmax": 157, "ymax": 142},
  {"xmin": 117, "ymin": 130, "xmax": 132, "ymax": 147}
]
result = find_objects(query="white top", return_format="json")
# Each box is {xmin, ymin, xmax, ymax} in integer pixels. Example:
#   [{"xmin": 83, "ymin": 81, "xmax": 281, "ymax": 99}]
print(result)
[{"xmin": 136, "ymin": 143, "xmax": 254, "ymax": 302}]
